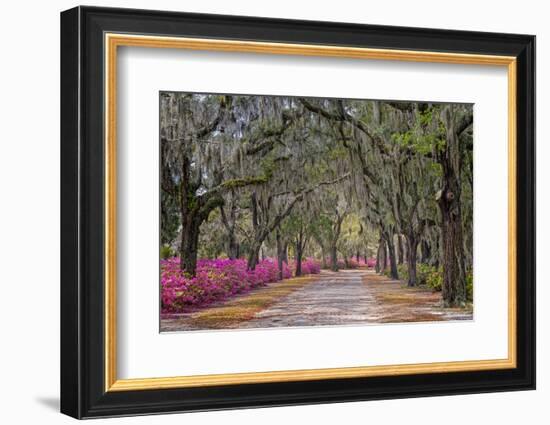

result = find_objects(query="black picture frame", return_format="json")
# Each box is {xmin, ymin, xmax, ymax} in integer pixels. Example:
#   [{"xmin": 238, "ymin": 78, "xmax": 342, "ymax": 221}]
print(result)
[{"xmin": 61, "ymin": 5, "xmax": 535, "ymax": 419}]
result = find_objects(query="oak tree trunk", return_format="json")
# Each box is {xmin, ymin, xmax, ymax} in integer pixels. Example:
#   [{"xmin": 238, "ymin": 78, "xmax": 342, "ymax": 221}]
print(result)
[
  {"xmin": 295, "ymin": 240, "xmax": 303, "ymax": 276},
  {"xmin": 439, "ymin": 189, "xmax": 467, "ymax": 305},
  {"xmin": 276, "ymin": 229, "xmax": 285, "ymax": 280},
  {"xmin": 320, "ymin": 244, "xmax": 327, "ymax": 269},
  {"xmin": 179, "ymin": 155, "xmax": 202, "ymax": 276},
  {"xmin": 247, "ymin": 242, "xmax": 261, "ymax": 270},
  {"xmin": 438, "ymin": 105, "xmax": 468, "ymax": 306},
  {"xmin": 179, "ymin": 214, "xmax": 200, "ymax": 276},
  {"xmin": 385, "ymin": 235, "xmax": 399, "ymax": 280},
  {"xmin": 380, "ymin": 241, "xmax": 387, "ymax": 273},
  {"xmin": 420, "ymin": 240, "xmax": 431, "ymax": 264},
  {"xmin": 330, "ymin": 245, "xmax": 339, "ymax": 272},
  {"xmin": 397, "ymin": 234, "xmax": 404, "ymax": 264},
  {"xmin": 227, "ymin": 230, "xmax": 239, "ymax": 259},
  {"xmin": 405, "ymin": 235, "xmax": 419, "ymax": 287},
  {"xmin": 375, "ymin": 241, "xmax": 382, "ymax": 273}
]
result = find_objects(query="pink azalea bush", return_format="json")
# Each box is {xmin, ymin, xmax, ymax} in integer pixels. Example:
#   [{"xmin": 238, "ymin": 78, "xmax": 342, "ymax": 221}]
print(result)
[
  {"xmin": 349, "ymin": 258, "xmax": 372, "ymax": 268},
  {"xmin": 366, "ymin": 257, "xmax": 377, "ymax": 268},
  {"xmin": 161, "ymin": 257, "xmax": 320, "ymax": 314},
  {"xmin": 325, "ymin": 258, "xmax": 348, "ymax": 270},
  {"xmin": 323, "ymin": 257, "xmax": 373, "ymax": 269},
  {"xmin": 289, "ymin": 258, "xmax": 322, "ymax": 275},
  {"xmin": 302, "ymin": 258, "xmax": 321, "ymax": 274},
  {"xmin": 347, "ymin": 258, "xmax": 359, "ymax": 269}
]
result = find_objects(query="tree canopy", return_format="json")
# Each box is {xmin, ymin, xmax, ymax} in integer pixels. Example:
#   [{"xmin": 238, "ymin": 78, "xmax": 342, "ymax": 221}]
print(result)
[{"xmin": 160, "ymin": 92, "xmax": 473, "ymax": 307}]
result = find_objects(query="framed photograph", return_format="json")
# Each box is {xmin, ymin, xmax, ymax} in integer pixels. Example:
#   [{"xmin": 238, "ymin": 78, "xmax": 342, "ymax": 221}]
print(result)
[{"xmin": 60, "ymin": 6, "xmax": 535, "ymax": 419}]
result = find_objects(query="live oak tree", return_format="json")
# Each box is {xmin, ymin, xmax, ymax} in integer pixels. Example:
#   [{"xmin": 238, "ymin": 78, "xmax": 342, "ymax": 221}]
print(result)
[
  {"xmin": 437, "ymin": 104, "xmax": 472, "ymax": 306},
  {"xmin": 160, "ymin": 93, "xmax": 230, "ymax": 276},
  {"xmin": 400, "ymin": 103, "xmax": 472, "ymax": 304},
  {"xmin": 285, "ymin": 210, "xmax": 311, "ymax": 276},
  {"xmin": 161, "ymin": 93, "xmax": 293, "ymax": 275},
  {"xmin": 383, "ymin": 104, "xmax": 439, "ymax": 286}
]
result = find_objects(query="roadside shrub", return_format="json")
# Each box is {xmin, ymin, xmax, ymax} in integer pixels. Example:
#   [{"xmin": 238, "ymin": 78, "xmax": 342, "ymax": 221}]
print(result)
[
  {"xmin": 352, "ymin": 258, "xmax": 368, "ymax": 267},
  {"xmin": 425, "ymin": 267, "xmax": 473, "ymax": 302},
  {"xmin": 288, "ymin": 258, "xmax": 321, "ymax": 276},
  {"xmin": 366, "ymin": 257, "xmax": 377, "ymax": 268},
  {"xmin": 347, "ymin": 258, "xmax": 359, "ymax": 269},
  {"xmin": 383, "ymin": 263, "xmax": 409, "ymax": 280},
  {"xmin": 161, "ymin": 257, "xmax": 320, "ymax": 314},
  {"xmin": 397, "ymin": 264, "xmax": 408, "ymax": 280},
  {"xmin": 160, "ymin": 245, "xmax": 174, "ymax": 260},
  {"xmin": 381, "ymin": 263, "xmax": 441, "ymax": 288},
  {"xmin": 416, "ymin": 263, "xmax": 435, "ymax": 286},
  {"xmin": 281, "ymin": 262, "xmax": 293, "ymax": 279},
  {"xmin": 300, "ymin": 258, "xmax": 321, "ymax": 275},
  {"xmin": 425, "ymin": 266, "xmax": 443, "ymax": 291},
  {"xmin": 325, "ymin": 258, "xmax": 355, "ymax": 270},
  {"xmin": 466, "ymin": 271, "xmax": 473, "ymax": 301},
  {"xmin": 325, "ymin": 259, "xmax": 346, "ymax": 270},
  {"xmin": 379, "ymin": 262, "xmax": 473, "ymax": 301}
]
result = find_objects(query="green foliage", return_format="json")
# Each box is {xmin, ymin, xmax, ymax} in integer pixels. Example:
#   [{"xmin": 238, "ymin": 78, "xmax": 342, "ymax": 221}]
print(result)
[
  {"xmin": 383, "ymin": 264, "xmax": 410, "ymax": 280},
  {"xmin": 423, "ymin": 265, "xmax": 473, "ymax": 303},
  {"xmin": 390, "ymin": 106, "xmax": 447, "ymax": 156},
  {"xmin": 385, "ymin": 263, "xmax": 442, "ymax": 289},
  {"xmin": 391, "ymin": 130, "xmax": 413, "ymax": 148},
  {"xmin": 428, "ymin": 161, "xmax": 443, "ymax": 177},
  {"xmin": 466, "ymin": 271, "xmax": 473, "ymax": 302},
  {"xmin": 419, "ymin": 108, "xmax": 433, "ymax": 126},
  {"xmin": 338, "ymin": 214, "xmax": 367, "ymax": 258},
  {"xmin": 327, "ymin": 145, "xmax": 347, "ymax": 161},
  {"xmin": 415, "ymin": 264, "xmax": 473, "ymax": 303},
  {"xmin": 309, "ymin": 214, "xmax": 335, "ymax": 246},
  {"xmin": 160, "ymin": 245, "xmax": 174, "ymax": 260},
  {"xmin": 425, "ymin": 265, "xmax": 443, "ymax": 290}
]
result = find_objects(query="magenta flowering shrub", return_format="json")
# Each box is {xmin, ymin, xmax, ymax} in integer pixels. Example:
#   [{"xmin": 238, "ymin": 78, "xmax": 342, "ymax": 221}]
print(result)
[
  {"xmin": 301, "ymin": 258, "xmax": 321, "ymax": 274},
  {"xmin": 325, "ymin": 258, "xmax": 347, "ymax": 270},
  {"xmin": 161, "ymin": 257, "xmax": 319, "ymax": 314},
  {"xmin": 280, "ymin": 261, "xmax": 293, "ymax": 279},
  {"xmin": 324, "ymin": 257, "xmax": 373, "ymax": 270},
  {"xmin": 290, "ymin": 258, "xmax": 321, "ymax": 275},
  {"xmin": 347, "ymin": 258, "xmax": 359, "ymax": 269},
  {"xmin": 366, "ymin": 257, "xmax": 377, "ymax": 268}
]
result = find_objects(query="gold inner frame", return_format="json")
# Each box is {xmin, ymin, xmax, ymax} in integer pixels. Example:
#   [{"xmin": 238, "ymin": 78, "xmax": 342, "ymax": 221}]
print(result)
[{"xmin": 104, "ymin": 33, "xmax": 517, "ymax": 392}]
